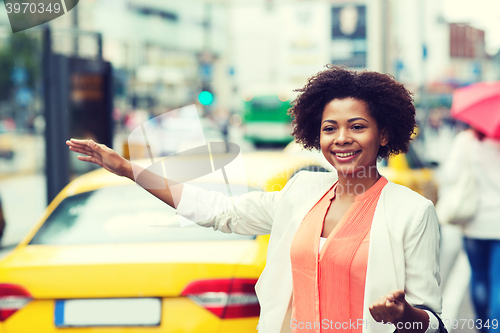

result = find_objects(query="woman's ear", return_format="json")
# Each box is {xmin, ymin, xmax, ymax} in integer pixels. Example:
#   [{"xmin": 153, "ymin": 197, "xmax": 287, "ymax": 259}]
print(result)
[{"xmin": 380, "ymin": 129, "xmax": 389, "ymax": 147}]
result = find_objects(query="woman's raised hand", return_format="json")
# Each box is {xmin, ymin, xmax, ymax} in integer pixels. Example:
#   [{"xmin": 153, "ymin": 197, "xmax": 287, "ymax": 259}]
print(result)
[
  {"xmin": 67, "ymin": 138, "xmax": 180, "ymax": 208},
  {"xmin": 66, "ymin": 139, "xmax": 131, "ymax": 178}
]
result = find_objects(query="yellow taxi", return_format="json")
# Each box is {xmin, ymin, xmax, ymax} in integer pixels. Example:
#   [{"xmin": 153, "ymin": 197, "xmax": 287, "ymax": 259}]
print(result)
[
  {"xmin": 0, "ymin": 152, "xmax": 322, "ymax": 333},
  {"xmin": 376, "ymin": 147, "xmax": 438, "ymax": 204}
]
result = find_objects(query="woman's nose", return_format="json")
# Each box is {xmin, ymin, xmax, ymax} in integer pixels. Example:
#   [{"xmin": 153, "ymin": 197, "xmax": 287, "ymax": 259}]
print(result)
[{"xmin": 334, "ymin": 128, "xmax": 352, "ymax": 145}]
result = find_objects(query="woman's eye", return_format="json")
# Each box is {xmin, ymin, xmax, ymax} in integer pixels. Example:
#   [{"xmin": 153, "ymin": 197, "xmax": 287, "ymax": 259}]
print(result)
[
  {"xmin": 323, "ymin": 127, "xmax": 335, "ymax": 132},
  {"xmin": 352, "ymin": 125, "xmax": 365, "ymax": 130}
]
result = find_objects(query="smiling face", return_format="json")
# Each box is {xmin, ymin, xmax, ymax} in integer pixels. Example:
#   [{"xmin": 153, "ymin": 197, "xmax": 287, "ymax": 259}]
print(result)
[{"xmin": 320, "ymin": 98, "xmax": 388, "ymax": 177}]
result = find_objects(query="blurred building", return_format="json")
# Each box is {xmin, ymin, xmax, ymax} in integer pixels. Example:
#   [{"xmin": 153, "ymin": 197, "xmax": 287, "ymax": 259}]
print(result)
[
  {"xmin": 46, "ymin": 0, "xmax": 231, "ymax": 112},
  {"xmin": 229, "ymin": 0, "xmax": 451, "ymax": 101},
  {"xmin": 229, "ymin": 0, "xmax": 389, "ymax": 110},
  {"xmin": 382, "ymin": 0, "xmax": 498, "ymax": 102},
  {"xmin": 447, "ymin": 23, "xmax": 491, "ymax": 82},
  {"xmin": 418, "ymin": 22, "xmax": 495, "ymax": 101},
  {"xmin": 1, "ymin": 0, "xmax": 499, "ymax": 116},
  {"xmin": 387, "ymin": 0, "xmax": 449, "ymax": 91}
]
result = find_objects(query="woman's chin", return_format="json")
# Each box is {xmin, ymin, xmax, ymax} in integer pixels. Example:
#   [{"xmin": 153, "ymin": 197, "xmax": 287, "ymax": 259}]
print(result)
[{"xmin": 333, "ymin": 165, "xmax": 358, "ymax": 177}]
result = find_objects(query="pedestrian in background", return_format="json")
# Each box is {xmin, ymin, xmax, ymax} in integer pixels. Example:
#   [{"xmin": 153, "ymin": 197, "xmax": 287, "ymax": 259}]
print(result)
[{"xmin": 440, "ymin": 127, "xmax": 500, "ymax": 332}]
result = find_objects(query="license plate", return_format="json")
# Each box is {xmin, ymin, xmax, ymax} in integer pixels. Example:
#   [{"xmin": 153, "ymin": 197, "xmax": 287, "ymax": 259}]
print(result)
[{"xmin": 54, "ymin": 298, "xmax": 161, "ymax": 327}]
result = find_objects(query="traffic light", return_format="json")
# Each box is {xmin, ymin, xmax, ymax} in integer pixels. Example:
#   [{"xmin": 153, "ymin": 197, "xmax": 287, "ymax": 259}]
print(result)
[
  {"xmin": 198, "ymin": 90, "xmax": 213, "ymax": 106},
  {"xmin": 198, "ymin": 83, "xmax": 215, "ymax": 106}
]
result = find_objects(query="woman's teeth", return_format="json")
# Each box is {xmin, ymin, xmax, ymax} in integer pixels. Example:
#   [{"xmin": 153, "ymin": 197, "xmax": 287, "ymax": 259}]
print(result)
[{"xmin": 336, "ymin": 151, "xmax": 359, "ymax": 157}]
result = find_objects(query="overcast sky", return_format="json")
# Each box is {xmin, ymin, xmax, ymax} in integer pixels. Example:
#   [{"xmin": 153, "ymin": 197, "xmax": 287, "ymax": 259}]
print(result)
[{"xmin": 443, "ymin": 0, "xmax": 500, "ymax": 55}]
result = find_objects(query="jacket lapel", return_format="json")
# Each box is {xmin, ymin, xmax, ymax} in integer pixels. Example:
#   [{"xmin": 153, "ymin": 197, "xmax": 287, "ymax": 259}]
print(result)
[
  {"xmin": 362, "ymin": 182, "xmax": 400, "ymax": 333},
  {"xmin": 257, "ymin": 173, "xmax": 336, "ymax": 333}
]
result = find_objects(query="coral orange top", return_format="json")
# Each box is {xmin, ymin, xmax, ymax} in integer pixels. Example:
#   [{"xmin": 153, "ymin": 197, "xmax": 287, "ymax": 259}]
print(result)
[{"xmin": 290, "ymin": 176, "xmax": 388, "ymax": 332}]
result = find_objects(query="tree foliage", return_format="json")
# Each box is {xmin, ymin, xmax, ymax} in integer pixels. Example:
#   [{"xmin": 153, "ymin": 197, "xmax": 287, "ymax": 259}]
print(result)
[{"xmin": 0, "ymin": 33, "xmax": 40, "ymax": 102}]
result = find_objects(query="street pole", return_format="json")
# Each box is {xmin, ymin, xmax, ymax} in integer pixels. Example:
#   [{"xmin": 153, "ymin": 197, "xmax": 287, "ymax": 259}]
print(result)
[
  {"xmin": 72, "ymin": 5, "xmax": 78, "ymax": 55},
  {"xmin": 43, "ymin": 26, "xmax": 70, "ymax": 204},
  {"xmin": 380, "ymin": 0, "xmax": 388, "ymax": 74}
]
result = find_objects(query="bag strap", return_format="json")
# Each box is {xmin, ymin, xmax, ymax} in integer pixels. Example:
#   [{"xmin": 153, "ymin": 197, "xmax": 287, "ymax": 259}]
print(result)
[{"xmin": 393, "ymin": 304, "xmax": 448, "ymax": 333}]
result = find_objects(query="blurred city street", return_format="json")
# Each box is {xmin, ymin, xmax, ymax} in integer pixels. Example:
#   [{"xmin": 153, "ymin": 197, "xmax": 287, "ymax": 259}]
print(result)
[{"xmin": 1, "ymin": 0, "xmax": 500, "ymax": 331}]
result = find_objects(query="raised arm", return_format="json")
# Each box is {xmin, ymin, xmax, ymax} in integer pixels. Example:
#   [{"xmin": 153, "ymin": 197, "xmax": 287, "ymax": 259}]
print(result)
[
  {"xmin": 66, "ymin": 138, "xmax": 300, "ymax": 235},
  {"xmin": 66, "ymin": 138, "xmax": 182, "ymax": 208}
]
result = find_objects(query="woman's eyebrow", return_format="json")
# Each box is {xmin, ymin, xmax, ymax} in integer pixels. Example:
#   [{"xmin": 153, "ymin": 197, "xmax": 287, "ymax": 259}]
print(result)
[
  {"xmin": 348, "ymin": 117, "xmax": 369, "ymax": 123},
  {"xmin": 321, "ymin": 117, "xmax": 368, "ymax": 124}
]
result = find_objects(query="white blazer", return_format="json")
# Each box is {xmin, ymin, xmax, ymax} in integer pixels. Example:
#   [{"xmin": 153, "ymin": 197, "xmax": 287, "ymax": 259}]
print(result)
[{"xmin": 177, "ymin": 171, "xmax": 442, "ymax": 333}]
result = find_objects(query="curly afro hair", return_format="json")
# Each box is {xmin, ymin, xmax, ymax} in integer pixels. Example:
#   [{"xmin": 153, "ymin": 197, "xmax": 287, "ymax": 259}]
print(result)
[{"xmin": 288, "ymin": 65, "xmax": 416, "ymax": 160}]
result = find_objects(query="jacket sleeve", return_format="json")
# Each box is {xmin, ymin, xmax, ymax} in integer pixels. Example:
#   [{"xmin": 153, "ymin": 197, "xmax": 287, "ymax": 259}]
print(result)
[
  {"xmin": 403, "ymin": 199, "xmax": 443, "ymax": 316},
  {"xmin": 175, "ymin": 172, "xmax": 303, "ymax": 235}
]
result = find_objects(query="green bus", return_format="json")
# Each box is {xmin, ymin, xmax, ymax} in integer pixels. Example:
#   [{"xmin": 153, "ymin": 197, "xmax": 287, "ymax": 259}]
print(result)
[{"xmin": 242, "ymin": 89, "xmax": 295, "ymax": 145}]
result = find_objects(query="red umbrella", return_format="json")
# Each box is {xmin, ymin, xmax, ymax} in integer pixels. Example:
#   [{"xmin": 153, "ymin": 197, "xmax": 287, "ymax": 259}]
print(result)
[{"xmin": 450, "ymin": 81, "xmax": 500, "ymax": 139}]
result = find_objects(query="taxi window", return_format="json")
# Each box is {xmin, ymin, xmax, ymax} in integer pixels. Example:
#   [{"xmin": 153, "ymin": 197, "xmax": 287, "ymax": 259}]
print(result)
[{"xmin": 29, "ymin": 184, "xmax": 258, "ymax": 245}]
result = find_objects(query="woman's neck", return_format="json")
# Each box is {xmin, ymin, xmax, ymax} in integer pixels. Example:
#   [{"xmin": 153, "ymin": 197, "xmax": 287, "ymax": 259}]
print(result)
[{"xmin": 335, "ymin": 168, "xmax": 381, "ymax": 201}]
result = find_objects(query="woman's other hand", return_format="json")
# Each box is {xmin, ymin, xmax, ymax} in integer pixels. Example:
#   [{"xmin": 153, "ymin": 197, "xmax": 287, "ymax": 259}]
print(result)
[
  {"xmin": 369, "ymin": 289, "xmax": 406, "ymax": 324},
  {"xmin": 66, "ymin": 138, "xmax": 131, "ymax": 179}
]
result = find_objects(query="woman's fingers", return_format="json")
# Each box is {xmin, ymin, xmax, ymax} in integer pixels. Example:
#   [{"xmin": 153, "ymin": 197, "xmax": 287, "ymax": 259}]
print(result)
[
  {"xmin": 69, "ymin": 146, "xmax": 93, "ymax": 156},
  {"xmin": 68, "ymin": 139, "xmax": 101, "ymax": 166},
  {"xmin": 68, "ymin": 138, "xmax": 127, "ymax": 177},
  {"xmin": 77, "ymin": 155, "xmax": 100, "ymax": 165},
  {"xmin": 384, "ymin": 299, "xmax": 400, "ymax": 320},
  {"xmin": 66, "ymin": 140, "xmax": 92, "ymax": 151},
  {"xmin": 369, "ymin": 293, "xmax": 405, "ymax": 324},
  {"xmin": 385, "ymin": 298, "xmax": 404, "ymax": 318},
  {"xmin": 390, "ymin": 290, "xmax": 405, "ymax": 302},
  {"xmin": 68, "ymin": 139, "xmax": 100, "ymax": 151},
  {"xmin": 77, "ymin": 155, "xmax": 91, "ymax": 161},
  {"xmin": 70, "ymin": 138, "xmax": 91, "ymax": 145},
  {"xmin": 67, "ymin": 139, "xmax": 105, "ymax": 156},
  {"xmin": 369, "ymin": 307, "xmax": 382, "ymax": 322},
  {"xmin": 370, "ymin": 298, "xmax": 392, "ymax": 322}
]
